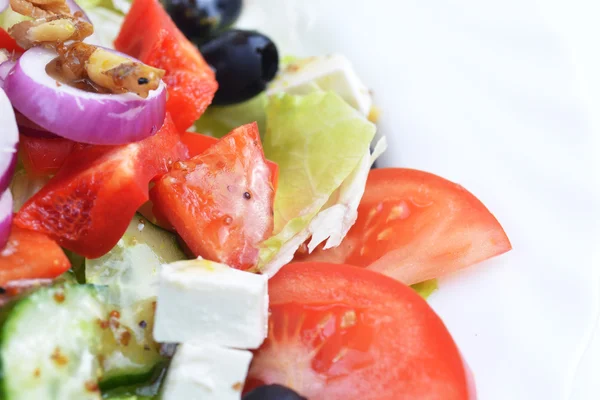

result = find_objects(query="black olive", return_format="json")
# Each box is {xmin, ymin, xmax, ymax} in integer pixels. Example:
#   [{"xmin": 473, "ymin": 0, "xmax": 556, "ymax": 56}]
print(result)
[
  {"xmin": 162, "ymin": 0, "xmax": 242, "ymax": 43},
  {"xmin": 243, "ymin": 384, "xmax": 307, "ymax": 400},
  {"xmin": 200, "ymin": 29, "xmax": 279, "ymax": 105}
]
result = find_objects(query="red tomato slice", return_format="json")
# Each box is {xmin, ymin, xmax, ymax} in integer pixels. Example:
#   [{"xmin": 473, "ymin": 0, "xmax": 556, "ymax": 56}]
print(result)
[
  {"xmin": 115, "ymin": 0, "xmax": 218, "ymax": 132},
  {"xmin": 181, "ymin": 131, "xmax": 279, "ymax": 191},
  {"xmin": 246, "ymin": 262, "xmax": 475, "ymax": 400},
  {"xmin": 14, "ymin": 114, "xmax": 188, "ymax": 258},
  {"xmin": 0, "ymin": 225, "xmax": 70, "ymax": 285},
  {"xmin": 19, "ymin": 136, "xmax": 76, "ymax": 176},
  {"xmin": 297, "ymin": 168, "xmax": 511, "ymax": 285},
  {"xmin": 0, "ymin": 28, "xmax": 23, "ymax": 54},
  {"xmin": 151, "ymin": 122, "xmax": 274, "ymax": 270}
]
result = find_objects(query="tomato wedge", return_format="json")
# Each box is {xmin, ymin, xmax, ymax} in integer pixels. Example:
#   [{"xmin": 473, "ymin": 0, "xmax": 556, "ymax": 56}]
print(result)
[
  {"xmin": 181, "ymin": 131, "xmax": 279, "ymax": 191},
  {"xmin": 0, "ymin": 225, "xmax": 70, "ymax": 285},
  {"xmin": 19, "ymin": 136, "xmax": 76, "ymax": 176},
  {"xmin": 246, "ymin": 262, "xmax": 475, "ymax": 400},
  {"xmin": 14, "ymin": 114, "xmax": 188, "ymax": 258},
  {"xmin": 0, "ymin": 28, "xmax": 23, "ymax": 54},
  {"xmin": 151, "ymin": 122, "xmax": 274, "ymax": 270},
  {"xmin": 296, "ymin": 168, "xmax": 511, "ymax": 285},
  {"xmin": 115, "ymin": 0, "xmax": 218, "ymax": 132}
]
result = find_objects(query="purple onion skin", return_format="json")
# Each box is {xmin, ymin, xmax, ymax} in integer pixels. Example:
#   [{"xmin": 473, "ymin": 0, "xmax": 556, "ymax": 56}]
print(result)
[
  {"xmin": 4, "ymin": 47, "xmax": 167, "ymax": 145},
  {"xmin": 0, "ymin": 155, "xmax": 16, "ymax": 196},
  {"xmin": 0, "ymin": 190, "xmax": 13, "ymax": 250}
]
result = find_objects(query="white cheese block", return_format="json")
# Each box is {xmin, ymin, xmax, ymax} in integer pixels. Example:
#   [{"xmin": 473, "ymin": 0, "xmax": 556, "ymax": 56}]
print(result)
[
  {"xmin": 161, "ymin": 343, "xmax": 252, "ymax": 400},
  {"xmin": 153, "ymin": 258, "xmax": 269, "ymax": 349},
  {"xmin": 267, "ymin": 54, "xmax": 373, "ymax": 116}
]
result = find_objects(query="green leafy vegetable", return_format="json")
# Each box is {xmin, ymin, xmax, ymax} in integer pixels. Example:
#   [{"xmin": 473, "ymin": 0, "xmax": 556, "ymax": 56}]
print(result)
[
  {"xmin": 411, "ymin": 279, "xmax": 439, "ymax": 299},
  {"xmin": 194, "ymin": 93, "xmax": 267, "ymax": 138},
  {"xmin": 258, "ymin": 91, "xmax": 376, "ymax": 275}
]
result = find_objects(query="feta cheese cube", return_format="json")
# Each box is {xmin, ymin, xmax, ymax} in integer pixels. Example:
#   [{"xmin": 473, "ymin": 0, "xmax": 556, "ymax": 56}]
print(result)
[
  {"xmin": 267, "ymin": 54, "xmax": 373, "ymax": 116},
  {"xmin": 162, "ymin": 343, "xmax": 252, "ymax": 400},
  {"xmin": 153, "ymin": 259, "xmax": 268, "ymax": 349}
]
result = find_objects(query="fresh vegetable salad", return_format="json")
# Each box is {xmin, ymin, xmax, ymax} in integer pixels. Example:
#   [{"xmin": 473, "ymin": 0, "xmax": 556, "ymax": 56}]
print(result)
[{"xmin": 0, "ymin": 0, "xmax": 511, "ymax": 398}]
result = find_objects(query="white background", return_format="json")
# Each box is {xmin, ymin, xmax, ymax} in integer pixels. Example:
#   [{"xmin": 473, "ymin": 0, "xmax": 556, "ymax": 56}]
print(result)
[{"xmin": 239, "ymin": 1, "xmax": 600, "ymax": 399}]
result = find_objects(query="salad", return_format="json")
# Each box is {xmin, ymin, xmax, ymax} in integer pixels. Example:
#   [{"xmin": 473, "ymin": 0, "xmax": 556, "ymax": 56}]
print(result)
[{"xmin": 0, "ymin": 0, "xmax": 512, "ymax": 398}]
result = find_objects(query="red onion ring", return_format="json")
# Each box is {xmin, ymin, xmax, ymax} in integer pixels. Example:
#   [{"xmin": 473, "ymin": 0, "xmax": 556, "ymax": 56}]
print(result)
[
  {"xmin": 4, "ymin": 47, "xmax": 167, "ymax": 145},
  {"xmin": 0, "ymin": 88, "xmax": 18, "ymax": 194},
  {"xmin": 0, "ymin": 190, "xmax": 12, "ymax": 249},
  {"xmin": 0, "ymin": 59, "xmax": 15, "ymax": 90},
  {"xmin": 0, "ymin": 0, "xmax": 7, "ymax": 14}
]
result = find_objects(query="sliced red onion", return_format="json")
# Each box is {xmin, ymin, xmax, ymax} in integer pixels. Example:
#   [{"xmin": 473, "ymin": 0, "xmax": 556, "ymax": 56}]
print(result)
[
  {"xmin": 0, "ymin": 59, "xmax": 15, "ymax": 90},
  {"xmin": 0, "ymin": 88, "xmax": 18, "ymax": 194},
  {"xmin": 4, "ymin": 47, "xmax": 167, "ymax": 145},
  {"xmin": 0, "ymin": 190, "xmax": 12, "ymax": 249},
  {"xmin": 0, "ymin": 0, "xmax": 7, "ymax": 14}
]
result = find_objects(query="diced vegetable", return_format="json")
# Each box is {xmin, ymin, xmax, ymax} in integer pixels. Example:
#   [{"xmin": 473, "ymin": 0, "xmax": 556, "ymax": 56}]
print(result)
[
  {"xmin": 245, "ymin": 263, "xmax": 476, "ymax": 399},
  {"xmin": 0, "ymin": 224, "xmax": 70, "ymax": 285},
  {"xmin": 86, "ymin": 213, "xmax": 186, "ymax": 353},
  {"xmin": 298, "ymin": 168, "xmax": 512, "ymax": 285},
  {"xmin": 0, "ymin": 285, "xmax": 106, "ymax": 400},
  {"xmin": 151, "ymin": 122, "xmax": 274, "ymax": 270},
  {"xmin": 115, "ymin": 0, "xmax": 218, "ymax": 132},
  {"xmin": 0, "ymin": 28, "xmax": 22, "ymax": 53},
  {"xmin": 18, "ymin": 136, "xmax": 77, "ymax": 177},
  {"xmin": 14, "ymin": 114, "xmax": 188, "ymax": 258},
  {"xmin": 0, "ymin": 284, "xmax": 166, "ymax": 399},
  {"xmin": 181, "ymin": 131, "xmax": 279, "ymax": 191}
]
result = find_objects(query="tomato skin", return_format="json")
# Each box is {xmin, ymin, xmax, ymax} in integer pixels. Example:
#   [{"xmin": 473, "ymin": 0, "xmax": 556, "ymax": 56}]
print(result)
[
  {"xmin": 297, "ymin": 168, "xmax": 511, "ymax": 285},
  {"xmin": 0, "ymin": 225, "xmax": 70, "ymax": 285},
  {"xmin": 115, "ymin": 0, "xmax": 218, "ymax": 131},
  {"xmin": 14, "ymin": 115, "xmax": 188, "ymax": 258},
  {"xmin": 247, "ymin": 262, "xmax": 474, "ymax": 400},
  {"xmin": 151, "ymin": 122, "xmax": 274, "ymax": 270},
  {"xmin": 0, "ymin": 28, "xmax": 23, "ymax": 54},
  {"xmin": 19, "ymin": 136, "xmax": 76, "ymax": 176},
  {"xmin": 181, "ymin": 131, "xmax": 279, "ymax": 191}
]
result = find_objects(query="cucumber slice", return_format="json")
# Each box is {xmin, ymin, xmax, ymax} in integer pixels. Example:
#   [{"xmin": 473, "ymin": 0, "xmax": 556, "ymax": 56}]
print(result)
[
  {"xmin": 0, "ymin": 283, "xmax": 170, "ymax": 399},
  {"xmin": 0, "ymin": 285, "xmax": 106, "ymax": 400},
  {"xmin": 86, "ymin": 215, "xmax": 185, "ymax": 388}
]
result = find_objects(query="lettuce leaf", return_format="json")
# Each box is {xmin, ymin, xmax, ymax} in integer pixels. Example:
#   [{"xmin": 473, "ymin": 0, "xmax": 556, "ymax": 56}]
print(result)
[
  {"xmin": 84, "ymin": 7, "xmax": 124, "ymax": 48},
  {"xmin": 191, "ymin": 56, "xmax": 299, "ymax": 137},
  {"xmin": 411, "ymin": 279, "xmax": 439, "ymax": 299},
  {"xmin": 0, "ymin": 7, "xmax": 30, "ymax": 31},
  {"xmin": 77, "ymin": 0, "xmax": 126, "ymax": 48},
  {"xmin": 258, "ymin": 91, "xmax": 377, "ymax": 276},
  {"xmin": 194, "ymin": 93, "xmax": 268, "ymax": 138}
]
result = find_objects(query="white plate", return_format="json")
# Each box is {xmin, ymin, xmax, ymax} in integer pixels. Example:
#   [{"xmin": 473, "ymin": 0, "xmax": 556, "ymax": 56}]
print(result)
[{"xmin": 239, "ymin": 1, "xmax": 600, "ymax": 399}]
